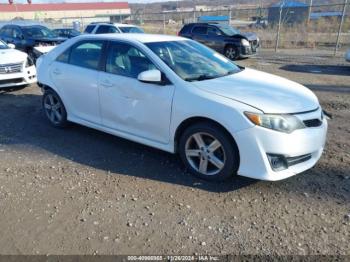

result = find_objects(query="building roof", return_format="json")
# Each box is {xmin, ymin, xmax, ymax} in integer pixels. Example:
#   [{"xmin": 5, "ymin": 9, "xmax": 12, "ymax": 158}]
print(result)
[
  {"xmin": 198, "ymin": 16, "xmax": 230, "ymax": 22},
  {"xmin": 0, "ymin": 2, "xmax": 129, "ymax": 12},
  {"xmin": 270, "ymin": 1, "xmax": 308, "ymax": 8}
]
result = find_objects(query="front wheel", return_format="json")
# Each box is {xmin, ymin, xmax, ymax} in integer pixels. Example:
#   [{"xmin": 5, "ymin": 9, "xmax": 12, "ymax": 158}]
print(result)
[
  {"xmin": 42, "ymin": 89, "xmax": 68, "ymax": 128},
  {"xmin": 179, "ymin": 122, "xmax": 239, "ymax": 181},
  {"xmin": 224, "ymin": 45, "xmax": 239, "ymax": 60}
]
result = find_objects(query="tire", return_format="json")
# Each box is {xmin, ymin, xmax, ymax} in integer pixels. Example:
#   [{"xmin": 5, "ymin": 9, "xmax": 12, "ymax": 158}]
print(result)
[
  {"xmin": 224, "ymin": 45, "xmax": 239, "ymax": 60},
  {"xmin": 42, "ymin": 89, "xmax": 68, "ymax": 128},
  {"xmin": 179, "ymin": 122, "xmax": 239, "ymax": 182}
]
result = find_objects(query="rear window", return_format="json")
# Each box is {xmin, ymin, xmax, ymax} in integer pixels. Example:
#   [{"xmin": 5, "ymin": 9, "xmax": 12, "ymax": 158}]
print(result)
[
  {"xmin": 192, "ymin": 26, "xmax": 207, "ymax": 35},
  {"xmin": 84, "ymin": 25, "xmax": 95, "ymax": 33},
  {"xmin": 119, "ymin": 26, "xmax": 144, "ymax": 33},
  {"xmin": 179, "ymin": 25, "xmax": 192, "ymax": 35},
  {"xmin": 96, "ymin": 25, "xmax": 119, "ymax": 34}
]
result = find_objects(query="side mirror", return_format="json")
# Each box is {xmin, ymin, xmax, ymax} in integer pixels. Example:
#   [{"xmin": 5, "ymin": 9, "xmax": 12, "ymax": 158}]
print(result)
[
  {"xmin": 138, "ymin": 69, "xmax": 162, "ymax": 84},
  {"xmin": 8, "ymin": 43, "xmax": 15, "ymax": 49}
]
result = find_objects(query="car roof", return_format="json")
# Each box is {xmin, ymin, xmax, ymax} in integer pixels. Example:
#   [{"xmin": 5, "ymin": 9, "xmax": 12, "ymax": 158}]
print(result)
[
  {"xmin": 113, "ymin": 23, "xmax": 139, "ymax": 28},
  {"xmin": 89, "ymin": 22, "xmax": 139, "ymax": 28},
  {"xmin": 76, "ymin": 33, "xmax": 186, "ymax": 43}
]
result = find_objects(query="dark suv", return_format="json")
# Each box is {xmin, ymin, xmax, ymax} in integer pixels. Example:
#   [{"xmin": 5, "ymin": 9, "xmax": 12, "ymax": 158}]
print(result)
[
  {"xmin": 0, "ymin": 24, "xmax": 66, "ymax": 61},
  {"xmin": 179, "ymin": 23, "xmax": 259, "ymax": 60}
]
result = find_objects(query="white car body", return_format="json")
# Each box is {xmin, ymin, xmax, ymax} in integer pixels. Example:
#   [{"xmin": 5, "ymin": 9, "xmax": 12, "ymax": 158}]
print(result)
[
  {"xmin": 37, "ymin": 34, "xmax": 327, "ymax": 181},
  {"xmin": 0, "ymin": 40, "xmax": 36, "ymax": 89},
  {"xmin": 346, "ymin": 49, "xmax": 350, "ymax": 62}
]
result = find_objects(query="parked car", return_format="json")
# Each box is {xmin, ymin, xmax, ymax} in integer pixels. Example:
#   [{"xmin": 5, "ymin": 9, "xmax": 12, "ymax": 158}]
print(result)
[
  {"xmin": 249, "ymin": 17, "xmax": 268, "ymax": 29},
  {"xmin": 345, "ymin": 49, "xmax": 350, "ymax": 62},
  {"xmin": 0, "ymin": 24, "xmax": 66, "ymax": 61},
  {"xmin": 179, "ymin": 22, "xmax": 259, "ymax": 60},
  {"xmin": 84, "ymin": 22, "xmax": 144, "ymax": 34},
  {"xmin": 36, "ymin": 34, "xmax": 327, "ymax": 182},
  {"xmin": 0, "ymin": 39, "xmax": 36, "ymax": 90},
  {"xmin": 52, "ymin": 28, "xmax": 80, "ymax": 39}
]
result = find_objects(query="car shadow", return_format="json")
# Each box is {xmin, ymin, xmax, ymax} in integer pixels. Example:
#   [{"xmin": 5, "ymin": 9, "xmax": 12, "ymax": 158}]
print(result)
[
  {"xmin": 1, "ymin": 92, "xmax": 349, "ymax": 202},
  {"xmin": 280, "ymin": 64, "xmax": 350, "ymax": 76},
  {"xmin": 0, "ymin": 92, "xmax": 258, "ymax": 193}
]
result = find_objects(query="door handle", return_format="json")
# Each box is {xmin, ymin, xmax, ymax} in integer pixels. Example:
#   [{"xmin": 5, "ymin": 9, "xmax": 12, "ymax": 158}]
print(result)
[
  {"xmin": 53, "ymin": 68, "xmax": 62, "ymax": 75},
  {"xmin": 100, "ymin": 79, "xmax": 113, "ymax": 88}
]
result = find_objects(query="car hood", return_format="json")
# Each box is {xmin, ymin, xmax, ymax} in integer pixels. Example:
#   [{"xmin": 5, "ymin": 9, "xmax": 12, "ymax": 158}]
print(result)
[
  {"xmin": 191, "ymin": 68, "xmax": 319, "ymax": 114},
  {"xmin": 235, "ymin": 32, "xmax": 258, "ymax": 41},
  {"xmin": 0, "ymin": 48, "xmax": 27, "ymax": 64}
]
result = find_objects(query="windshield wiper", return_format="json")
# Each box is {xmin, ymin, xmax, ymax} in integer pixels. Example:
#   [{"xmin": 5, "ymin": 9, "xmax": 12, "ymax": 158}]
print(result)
[{"xmin": 185, "ymin": 74, "xmax": 218, "ymax": 82}]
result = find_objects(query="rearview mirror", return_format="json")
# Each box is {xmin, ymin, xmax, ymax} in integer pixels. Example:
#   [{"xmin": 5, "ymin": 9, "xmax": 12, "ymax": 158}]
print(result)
[
  {"xmin": 8, "ymin": 43, "xmax": 15, "ymax": 49},
  {"xmin": 138, "ymin": 69, "xmax": 162, "ymax": 84}
]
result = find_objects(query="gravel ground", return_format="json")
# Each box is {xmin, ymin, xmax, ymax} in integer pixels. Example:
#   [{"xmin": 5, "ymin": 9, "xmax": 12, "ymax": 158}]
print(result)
[{"xmin": 0, "ymin": 49, "xmax": 349, "ymax": 255}]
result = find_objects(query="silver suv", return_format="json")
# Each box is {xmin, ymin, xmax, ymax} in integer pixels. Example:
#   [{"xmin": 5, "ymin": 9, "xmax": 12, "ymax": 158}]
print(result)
[{"xmin": 84, "ymin": 22, "xmax": 144, "ymax": 34}]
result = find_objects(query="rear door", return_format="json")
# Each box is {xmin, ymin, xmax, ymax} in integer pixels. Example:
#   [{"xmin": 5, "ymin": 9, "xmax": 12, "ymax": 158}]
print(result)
[
  {"xmin": 95, "ymin": 25, "xmax": 119, "ymax": 34},
  {"xmin": 191, "ymin": 26, "xmax": 209, "ymax": 45},
  {"xmin": 0, "ymin": 26, "xmax": 13, "ymax": 45},
  {"xmin": 11, "ymin": 27, "xmax": 25, "ymax": 51},
  {"xmin": 207, "ymin": 26, "xmax": 225, "ymax": 52},
  {"xmin": 50, "ymin": 40, "xmax": 105, "ymax": 124}
]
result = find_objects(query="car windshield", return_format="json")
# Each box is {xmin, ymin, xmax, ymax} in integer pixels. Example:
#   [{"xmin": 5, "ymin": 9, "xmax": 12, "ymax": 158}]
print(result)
[
  {"xmin": 0, "ymin": 40, "xmax": 9, "ymax": 49},
  {"xmin": 23, "ymin": 26, "xmax": 57, "ymax": 38},
  {"xmin": 217, "ymin": 25, "xmax": 240, "ymax": 36},
  {"xmin": 119, "ymin": 26, "xmax": 144, "ymax": 33},
  {"xmin": 145, "ymin": 40, "xmax": 241, "ymax": 81}
]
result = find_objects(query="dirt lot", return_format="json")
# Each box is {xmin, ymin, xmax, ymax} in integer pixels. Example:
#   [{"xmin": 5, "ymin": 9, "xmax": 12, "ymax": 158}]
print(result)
[{"xmin": 0, "ymin": 49, "xmax": 349, "ymax": 255}]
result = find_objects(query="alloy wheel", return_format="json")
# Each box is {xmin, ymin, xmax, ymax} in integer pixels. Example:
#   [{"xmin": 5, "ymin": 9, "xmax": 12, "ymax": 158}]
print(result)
[
  {"xmin": 44, "ymin": 93, "xmax": 63, "ymax": 125},
  {"xmin": 185, "ymin": 132, "xmax": 226, "ymax": 176},
  {"xmin": 225, "ymin": 47, "xmax": 237, "ymax": 60}
]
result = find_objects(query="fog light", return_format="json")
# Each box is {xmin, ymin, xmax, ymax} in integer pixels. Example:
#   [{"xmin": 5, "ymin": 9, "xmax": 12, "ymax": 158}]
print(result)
[{"xmin": 267, "ymin": 154, "xmax": 288, "ymax": 171}]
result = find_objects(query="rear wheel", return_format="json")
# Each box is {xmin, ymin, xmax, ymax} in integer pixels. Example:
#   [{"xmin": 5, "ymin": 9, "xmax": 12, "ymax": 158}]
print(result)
[
  {"xmin": 224, "ymin": 45, "xmax": 239, "ymax": 60},
  {"xmin": 179, "ymin": 122, "xmax": 239, "ymax": 181},
  {"xmin": 42, "ymin": 89, "xmax": 68, "ymax": 128}
]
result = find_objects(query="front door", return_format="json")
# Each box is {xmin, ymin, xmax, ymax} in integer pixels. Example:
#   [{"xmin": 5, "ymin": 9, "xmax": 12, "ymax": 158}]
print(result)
[{"xmin": 98, "ymin": 41, "xmax": 175, "ymax": 144}]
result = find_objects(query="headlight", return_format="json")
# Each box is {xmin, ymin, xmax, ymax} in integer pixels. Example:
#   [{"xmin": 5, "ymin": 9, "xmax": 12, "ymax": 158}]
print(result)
[
  {"xmin": 244, "ymin": 112, "xmax": 305, "ymax": 133},
  {"xmin": 241, "ymin": 39, "xmax": 250, "ymax": 47},
  {"xmin": 25, "ymin": 56, "xmax": 34, "ymax": 67}
]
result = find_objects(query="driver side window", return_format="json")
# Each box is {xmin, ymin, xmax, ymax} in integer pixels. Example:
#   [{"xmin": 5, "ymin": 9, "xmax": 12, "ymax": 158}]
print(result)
[{"xmin": 106, "ymin": 42, "xmax": 156, "ymax": 78}]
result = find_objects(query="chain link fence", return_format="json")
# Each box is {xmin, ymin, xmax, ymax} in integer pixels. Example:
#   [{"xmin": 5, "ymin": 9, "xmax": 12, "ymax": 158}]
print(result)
[{"xmin": 1, "ymin": 2, "xmax": 349, "ymax": 55}]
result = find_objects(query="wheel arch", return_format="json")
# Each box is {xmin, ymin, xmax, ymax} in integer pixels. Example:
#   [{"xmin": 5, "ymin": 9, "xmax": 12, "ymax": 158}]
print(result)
[{"xmin": 174, "ymin": 117, "xmax": 240, "ymax": 160}]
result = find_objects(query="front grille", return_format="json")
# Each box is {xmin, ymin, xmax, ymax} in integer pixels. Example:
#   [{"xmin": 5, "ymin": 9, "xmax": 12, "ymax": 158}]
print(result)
[
  {"xmin": 285, "ymin": 154, "xmax": 312, "ymax": 167},
  {"xmin": 303, "ymin": 119, "xmax": 323, "ymax": 128},
  {"xmin": 0, "ymin": 78, "xmax": 24, "ymax": 85},
  {"xmin": 0, "ymin": 63, "xmax": 23, "ymax": 74}
]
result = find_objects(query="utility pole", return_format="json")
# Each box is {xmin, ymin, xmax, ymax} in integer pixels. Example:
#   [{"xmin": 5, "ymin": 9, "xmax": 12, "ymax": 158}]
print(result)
[
  {"xmin": 275, "ymin": 0, "xmax": 284, "ymax": 52},
  {"xmin": 334, "ymin": 0, "xmax": 348, "ymax": 56},
  {"xmin": 307, "ymin": 0, "xmax": 313, "ymax": 24}
]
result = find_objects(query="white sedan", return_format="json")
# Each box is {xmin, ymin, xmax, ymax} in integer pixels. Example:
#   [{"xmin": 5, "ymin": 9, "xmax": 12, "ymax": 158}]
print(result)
[
  {"xmin": 0, "ymin": 40, "xmax": 36, "ymax": 90},
  {"xmin": 36, "ymin": 34, "xmax": 328, "ymax": 182}
]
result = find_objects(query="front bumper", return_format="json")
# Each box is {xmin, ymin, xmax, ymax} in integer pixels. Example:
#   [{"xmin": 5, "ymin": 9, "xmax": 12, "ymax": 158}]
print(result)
[
  {"xmin": 233, "ymin": 109, "xmax": 328, "ymax": 181},
  {"xmin": 239, "ymin": 45, "xmax": 258, "ymax": 58},
  {"xmin": 0, "ymin": 65, "xmax": 37, "ymax": 89}
]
